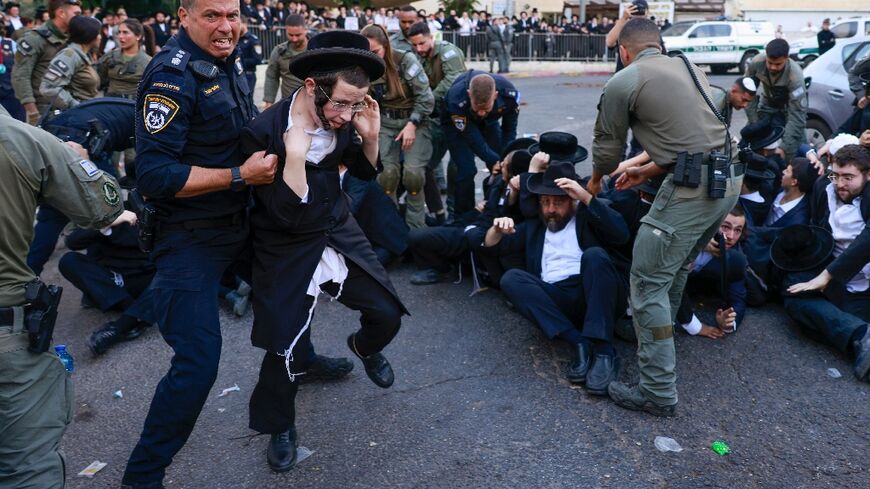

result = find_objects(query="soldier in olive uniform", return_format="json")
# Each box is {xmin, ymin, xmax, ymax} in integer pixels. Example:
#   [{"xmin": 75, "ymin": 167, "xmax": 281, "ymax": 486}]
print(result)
[
  {"xmin": 97, "ymin": 18, "xmax": 155, "ymax": 99},
  {"xmin": 745, "ymin": 39, "xmax": 808, "ymax": 157},
  {"xmin": 363, "ymin": 25, "xmax": 434, "ymax": 229},
  {"xmin": 587, "ymin": 19, "xmax": 742, "ymax": 417},
  {"xmin": 407, "ymin": 21, "xmax": 466, "ymax": 223},
  {"xmin": 40, "ymin": 15, "xmax": 102, "ymax": 110},
  {"xmin": 11, "ymin": 0, "xmax": 80, "ymax": 124},
  {"xmin": 262, "ymin": 14, "xmax": 307, "ymax": 109},
  {"xmin": 710, "ymin": 76, "xmax": 756, "ymax": 128},
  {"xmin": 0, "ymin": 106, "xmax": 123, "ymax": 489},
  {"xmin": 390, "ymin": 5, "xmax": 418, "ymax": 53}
]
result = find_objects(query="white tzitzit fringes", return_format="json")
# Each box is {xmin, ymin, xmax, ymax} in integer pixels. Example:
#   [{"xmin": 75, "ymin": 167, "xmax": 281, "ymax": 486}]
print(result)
[{"xmin": 281, "ymin": 286, "xmax": 322, "ymax": 382}]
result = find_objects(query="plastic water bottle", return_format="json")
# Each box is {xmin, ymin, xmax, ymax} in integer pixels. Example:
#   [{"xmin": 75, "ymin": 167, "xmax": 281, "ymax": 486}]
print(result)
[{"xmin": 54, "ymin": 345, "xmax": 74, "ymax": 373}]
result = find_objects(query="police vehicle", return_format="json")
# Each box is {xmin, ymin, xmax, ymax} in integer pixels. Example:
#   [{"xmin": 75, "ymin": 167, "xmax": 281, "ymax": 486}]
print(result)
[
  {"xmin": 790, "ymin": 17, "xmax": 870, "ymax": 67},
  {"xmin": 662, "ymin": 20, "xmax": 775, "ymax": 74}
]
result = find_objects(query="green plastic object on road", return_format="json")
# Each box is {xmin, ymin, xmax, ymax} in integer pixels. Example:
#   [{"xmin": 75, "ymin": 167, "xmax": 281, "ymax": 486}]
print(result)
[{"xmin": 711, "ymin": 440, "xmax": 731, "ymax": 456}]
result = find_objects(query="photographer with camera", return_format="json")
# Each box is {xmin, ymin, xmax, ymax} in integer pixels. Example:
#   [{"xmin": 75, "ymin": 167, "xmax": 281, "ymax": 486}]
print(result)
[{"xmin": 0, "ymin": 107, "xmax": 123, "ymax": 488}]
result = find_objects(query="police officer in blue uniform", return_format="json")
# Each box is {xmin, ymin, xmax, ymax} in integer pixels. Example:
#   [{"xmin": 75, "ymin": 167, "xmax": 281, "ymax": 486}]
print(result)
[
  {"xmin": 0, "ymin": 27, "xmax": 25, "ymax": 121},
  {"xmin": 120, "ymin": 1, "xmax": 277, "ymax": 487},
  {"xmin": 443, "ymin": 69, "xmax": 519, "ymax": 216},
  {"xmin": 26, "ymin": 97, "xmax": 135, "ymax": 277},
  {"xmin": 237, "ymin": 19, "xmax": 261, "ymax": 90}
]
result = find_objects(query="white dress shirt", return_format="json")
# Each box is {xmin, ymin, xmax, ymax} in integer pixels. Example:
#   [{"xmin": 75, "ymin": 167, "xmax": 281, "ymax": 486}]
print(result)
[
  {"xmin": 827, "ymin": 185, "xmax": 870, "ymax": 292},
  {"xmin": 764, "ymin": 191, "xmax": 804, "ymax": 226},
  {"xmin": 540, "ymin": 217, "xmax": 582, "ymax": 284}
]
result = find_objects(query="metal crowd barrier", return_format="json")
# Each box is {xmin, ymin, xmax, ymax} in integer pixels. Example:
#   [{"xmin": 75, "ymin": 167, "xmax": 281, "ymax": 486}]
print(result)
[{"xmin": 247, "ymin": 24, "xmax": 611, "ymax": 63}]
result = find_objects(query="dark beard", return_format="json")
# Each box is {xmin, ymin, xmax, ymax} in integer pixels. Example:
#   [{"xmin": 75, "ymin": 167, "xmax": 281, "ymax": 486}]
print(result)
[{"xmin": 540, "ymin": 203, "xmax": 576, "ymax": 232}]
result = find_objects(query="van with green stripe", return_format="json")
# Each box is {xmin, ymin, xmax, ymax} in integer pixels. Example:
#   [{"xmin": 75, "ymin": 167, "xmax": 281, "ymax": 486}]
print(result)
[
  {"xmin": 790, "ymin": 17, "xmax": 870, "ymax": 66},
  {"xmin": 662, "ymin": 21, "xmax": 775, "ymax": 75}
]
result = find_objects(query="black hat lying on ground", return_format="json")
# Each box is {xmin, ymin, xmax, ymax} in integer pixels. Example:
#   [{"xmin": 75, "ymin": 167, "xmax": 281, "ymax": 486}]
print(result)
[
  {"xmin": 289, "ymin": 30, "xmax": 385, "ymax": 81},
  {"xmin": 528, "ymin": 131, "xmax": 588, "ymax": 164},
  {"xmin": 770, "ymin": 224, "xmax": 834, "ymax": 272},
  {"xmin": 740, "ymin": 118, "xmax": 784, "ymax": 151},
  {"xmin": 527, "ymin": 161, "xmax": 580, "ymax": 196}
]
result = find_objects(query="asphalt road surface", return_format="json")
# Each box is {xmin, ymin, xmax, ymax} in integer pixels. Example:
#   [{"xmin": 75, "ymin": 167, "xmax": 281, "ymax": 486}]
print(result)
[{"xmin": 47, "ymin": 74, "xmax": 868, "ymax": 488}]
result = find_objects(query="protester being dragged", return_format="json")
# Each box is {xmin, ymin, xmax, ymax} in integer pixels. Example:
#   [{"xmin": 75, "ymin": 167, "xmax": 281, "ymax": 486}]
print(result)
[
  {"xmin": 40, "ymin": 15, "xmax": 102, "ymax": 110},
  {"xmin": 783, "ymin": 145, "xmax": 870, "ymax": 383},
  {"xmin": 676, "ymin": 206, "xmax": 748, "ymax": 338},
  {"xmin": 473, "ymin": 157, "xmax": 630, "ymax": 396},
  {"xmin": 409, "ymin": 137, "xmax": 535, "ymax": 286}
]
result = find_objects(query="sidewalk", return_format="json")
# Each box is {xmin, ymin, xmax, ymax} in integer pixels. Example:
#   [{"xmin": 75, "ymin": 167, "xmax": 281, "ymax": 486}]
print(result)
[{"xmin": 466, "ymin": 60, "xmax": 615, "ymax": 77}]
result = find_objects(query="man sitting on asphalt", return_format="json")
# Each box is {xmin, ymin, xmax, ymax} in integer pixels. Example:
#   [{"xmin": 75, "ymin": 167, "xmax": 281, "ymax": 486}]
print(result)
[
  {"xmin": 472, "ymin": 159, "xmax": 630, "ymax": 396},
  {"xmin": 676, "ymin": 205, "xmax": 748, "ymax": 339},
  {"xmin": 783, "ymin": 144, "xmax": 870, "ymax": 383}
]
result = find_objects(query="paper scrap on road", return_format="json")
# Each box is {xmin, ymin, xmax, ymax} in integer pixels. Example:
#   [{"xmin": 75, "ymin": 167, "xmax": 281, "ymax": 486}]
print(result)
[
  {"xmin": 78, "ymin": 461, "xmax": 107, "ymax": 477},
  {"xmin": 113, "ymin": 390, "xmax": 123, "ymax": 398},
  {"xmin": 218, "ymin": 384, "xmax": 240, "ymax": 397},
  {"xmin": 654, "ymin": 436, "xmax": 683, "ymax": 453}
]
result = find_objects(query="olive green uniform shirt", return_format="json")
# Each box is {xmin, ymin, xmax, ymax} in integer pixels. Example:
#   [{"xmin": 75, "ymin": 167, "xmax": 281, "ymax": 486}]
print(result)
[
  {"xmin": 372, "ymin": 49, "xmax": 434, "ymax": 123},
  {"xmin": 744, "ymin": 54, "xmax": 807, "ymax": 156},
  {"xmin": 96, "ymin": 48, "xmax": 152, "ymax": 98},
  {"xmin": 11, "ymin": 20, "xmax": 66, "ymax": 107},
  {"xmin": 262, "ymin": 41, "xmax": 304, "ymax": 103},
  {"xmin": 0, "ymin": 109, "xmax": 123, "ymax": 306},
  {"xmin": 389, "ymin": 30, "xmax": 413, "ymax": 53},
  {"xmin": 593, "ymin": 48, "xmax": 727, "ymax": 174},
  {"xmin": 710, "ymin": 85, "xmax": 733, "ymax": 127},
  {"xmin": 423, "ymin": 40, "xmax": 466, "ymax": 103},
  {"xmin": 39, "ymin": 43, "xmax": 100, "ymax": 110}
]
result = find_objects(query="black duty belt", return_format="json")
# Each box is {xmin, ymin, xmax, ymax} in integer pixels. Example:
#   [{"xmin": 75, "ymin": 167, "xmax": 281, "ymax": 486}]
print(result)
[
  {"xmin": 161, "ymin": 212, "xmax": 243, "ymax": 233},
  {"xmin": 0, "ymin": 307, "xmax": 18, "ymax": 327},
  {"xmin": 381, "ymin": 108, "xmax": 413, "ymax": 119}
]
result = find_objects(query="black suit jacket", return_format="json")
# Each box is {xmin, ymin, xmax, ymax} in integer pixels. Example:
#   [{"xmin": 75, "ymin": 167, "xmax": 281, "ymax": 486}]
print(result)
[{"xmin": 810, "ymin": 178, "xmax": 870, "ymax": 282}]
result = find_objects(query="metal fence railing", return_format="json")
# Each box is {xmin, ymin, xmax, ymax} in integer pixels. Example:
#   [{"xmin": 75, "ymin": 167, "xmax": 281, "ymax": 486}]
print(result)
[{"xmin": 248, "ymin": 25, "xmax": 612, "ymax": 63}]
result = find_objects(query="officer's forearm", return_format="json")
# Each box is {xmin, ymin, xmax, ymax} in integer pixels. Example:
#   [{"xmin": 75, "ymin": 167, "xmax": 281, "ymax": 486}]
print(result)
[
  {"xmin": 175, "ymin": 166, "xmax": 233, "ymax": 198},
  {"xmin": 640, "ymin": 161, "xmax": 667, "ymax": 179}
]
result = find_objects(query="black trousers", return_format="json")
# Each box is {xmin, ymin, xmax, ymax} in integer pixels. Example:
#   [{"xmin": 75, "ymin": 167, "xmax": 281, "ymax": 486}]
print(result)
[
  {"xmin": 409, "ymin": 226, "xmax": 468, "ymax": 271},
  {"xmin": 248, "ymin": 261, "xmax": 402, "ymax": 434},
  {"xmin": 500, "ymin": 247, "xmax": 627, "ymax": 342},
  {"xmin": 58, "ymin": 251, "xmax": 155, "ymax": 321}
]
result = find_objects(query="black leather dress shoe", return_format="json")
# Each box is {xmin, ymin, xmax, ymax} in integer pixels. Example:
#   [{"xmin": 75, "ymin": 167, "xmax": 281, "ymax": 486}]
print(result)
[
  {"xmin": 298, "ymin": 354, "xmax": 354, "ymax": 384},
  {"xmin": 566, "ymin": 342, "xmax": 591, "ymax": 384},
  {"xmin": 87, "ymin": 322, "xmax": 125, "ymax": 356},
  {"xmin": 852, "ymin": 327, "xmax": 870, "ymax": 381},
  {"xmin": 267, "ymin": 428, "xmax": 297, "ymax": 473},
  {"xmin": 347, "ymin": 334, "xmax": 394, "ymax": 388},
  {"xmin": 585, "ymin": 354, "xmax": 620, "ymax": 396}
]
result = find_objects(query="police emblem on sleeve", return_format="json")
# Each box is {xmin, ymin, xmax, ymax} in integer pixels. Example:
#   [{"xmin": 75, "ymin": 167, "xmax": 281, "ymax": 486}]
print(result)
[
  {"xmin": 452, "ymin": 115, "xmax": 466, "ymax": 131},
  {"xmin": 103, "ymin": 181, "xmax": 120, "ymax": 206},
  {"xmin": 143, "ymin": 94, "xmax": 180, "ymax": 134}
]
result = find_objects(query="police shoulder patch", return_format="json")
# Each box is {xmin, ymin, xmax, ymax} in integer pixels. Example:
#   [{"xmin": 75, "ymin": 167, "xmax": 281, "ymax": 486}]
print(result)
[
  {"xmin": 143, "ymin": 94, "xmax": 180, "ymax": 134},
  {"xmin": 442, "ymin": 48, "xmax": 457, "ymax": 60},
  {"xmin": 406, "ymin": 62, "xmax": 421, "ymax": 79},
  {"xmin": 18, "ymin": 39, "xmax": 33, "ymax": 55},
  {"xmin": 79, "ymin": 159, "xmax": 100, "ymax": 178},
  {"xmin": 103, "ymin": 181, "xmax": 120, "ymax": 206},
  {"xmin": 452, "ymin": 115, "xmax": 466, "ymax": 131},
  {"xmin": 52, "ymin": 58, "xmax": 70, "ymax": 72}
]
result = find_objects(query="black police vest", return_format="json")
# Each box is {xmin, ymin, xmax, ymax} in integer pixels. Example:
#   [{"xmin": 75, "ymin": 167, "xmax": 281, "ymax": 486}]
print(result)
[{"xmin": 0, "ymin": 39, "xmax": 14, "ymax": 93}]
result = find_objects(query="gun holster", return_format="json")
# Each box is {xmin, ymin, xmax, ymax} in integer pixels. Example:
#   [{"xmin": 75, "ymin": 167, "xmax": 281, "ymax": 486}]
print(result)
[
  {"xmin": 86, "ymin": 118, "xmax": 110, "ymax": 159},
  {"xmin": 129, "ymin": 189, "xmax": 158, "ymax": 253},
  {"xmin": 672, "ymin": 151, "xmax": 703, "ymax": 188},
  {"xmin": 24, "ymin": 280, "xmax": 63, "ymax": 353}
]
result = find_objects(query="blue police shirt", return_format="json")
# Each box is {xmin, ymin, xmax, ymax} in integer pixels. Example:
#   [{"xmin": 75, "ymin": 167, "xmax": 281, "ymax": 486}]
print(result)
[
  {"xmin": 42, "ymin": 97, "xmax": 134, "ymax": 153},
  {"xmin": 445, "ymin": 69, "xmax": 520, "ymax": 167},
  {"xmin": 135, "ymin": 27, "xmax": 257, "ymax": 224}
]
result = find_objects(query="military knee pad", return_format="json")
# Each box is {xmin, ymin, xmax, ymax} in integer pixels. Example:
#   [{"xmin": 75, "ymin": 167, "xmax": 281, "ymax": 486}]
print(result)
[
  {"xmin": 377, "ymin": 166, "xmax": 400, "ymax": 194},
  {"xmin": 402, "ymin": 168, "xmax": 425, "ymax": 195}
]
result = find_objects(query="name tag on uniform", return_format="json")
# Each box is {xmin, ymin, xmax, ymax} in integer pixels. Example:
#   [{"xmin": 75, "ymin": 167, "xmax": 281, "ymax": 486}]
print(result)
[
  {"xmin": 79, "ymin": 160, "xmax": 99, "ymax": 177},
  {"xmin": 203, "ymin": 84, "xmax": 221, "ymax": 96}
]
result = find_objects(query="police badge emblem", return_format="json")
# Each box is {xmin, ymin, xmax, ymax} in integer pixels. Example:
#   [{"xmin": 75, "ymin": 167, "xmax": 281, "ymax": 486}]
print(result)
[
  {"xmin": 452, "ymin": 115, "xmax": 466, "ymax": 131},
  {"xmin": 143, "ymin": 94, "xmax": 180, "ymax": 134}
]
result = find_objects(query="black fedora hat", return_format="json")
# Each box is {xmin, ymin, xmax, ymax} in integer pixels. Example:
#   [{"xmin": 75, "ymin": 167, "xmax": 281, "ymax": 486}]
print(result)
[
  {"xmin": 528, "ymin": 131, "xmax": 588, "ymax": 164},
  {"xmin": 501, "ymin": 137, "xmax": 537, "ymax": 159},
  {"xmin": 527, "ymin": 161, "xmax": 580, "ymax": 196},
  {"xmin": 289, "ymin": 30, "xmax": 385, "ymax": 81},
  {"xmin": 740, "ymin": 118, "xmax": 784, "ymax": 151},
  {"xmin": 770, "ymin": 225, "xmax": 834, "ymax": 272},
  {"xmin": 508, "ymin": 149, "xmax": 533, "ymax": 176},
  {"xmin": 744, "ymin": 152, "xmax": 776, "ymax": 180}
]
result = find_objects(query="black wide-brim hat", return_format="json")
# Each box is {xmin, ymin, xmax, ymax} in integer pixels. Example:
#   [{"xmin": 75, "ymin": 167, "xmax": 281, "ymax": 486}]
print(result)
[
  {"xmin": 770, "ymin": 225, "xmax": 834, "ymax": 272},
  {"xmin": 527, "ymin": 161, "xmax": 580, "ymax": 196},
  {"xmin": 529, "ymin": 131, "xmax": 588, "ymax": 164},
  {"xmin": 744, "ymin": 152, "xmax": 776, "ymax": 180},
  {"xmin": 289, "ymin": 30, "xmax": 385, "ymax": 81},
  {"xmin": 501, "ymin": 137, "xmax": 537, "ymax": 159},
  {"xmin": 740, "ymin": 119, "xmax": 785, "ymax": 152}
]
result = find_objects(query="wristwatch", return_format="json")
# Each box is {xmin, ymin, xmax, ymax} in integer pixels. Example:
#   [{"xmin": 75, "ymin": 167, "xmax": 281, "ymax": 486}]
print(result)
[{"xmin": 230, "ymin": 166, "xmax": 246, "ymax": 192}]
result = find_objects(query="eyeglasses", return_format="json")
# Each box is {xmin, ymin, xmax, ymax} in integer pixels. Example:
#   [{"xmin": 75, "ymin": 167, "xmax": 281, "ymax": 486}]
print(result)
[
  {"xmin": 317, "ymin": 86, "xmax": 367, "ymax": 114},
  {"xmin": 828, "ymin": 173, "xmax": 865, "ymax": 184}
]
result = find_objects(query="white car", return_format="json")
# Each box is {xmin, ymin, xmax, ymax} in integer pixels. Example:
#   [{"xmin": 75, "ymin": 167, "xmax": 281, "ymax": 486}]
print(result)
[
  {"xmin": 662, "ymin": 20, "xmax": 775, "ymax": 74},
  {"xmin": 790, "ymin": 17, "xmax": 870, "ymax": 66}
]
